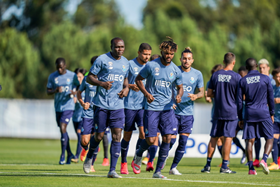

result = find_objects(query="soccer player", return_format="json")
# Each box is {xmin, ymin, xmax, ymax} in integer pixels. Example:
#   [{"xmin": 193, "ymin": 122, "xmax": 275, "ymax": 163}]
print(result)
[
  {"xmin": 120, "ymin": 43, "xmax": 152, "ymax": 174},
  {"xmin": 47, "ymin": 57, "xmax": 80, "ymax": 165},
  {"xmin": 238, "ymin": 58, "xmax": 274, "ymax": 175},
  {"xmin": 168, "ymin": 47, "xmax": 204, "ymax": 175},
  {"xmin": 268, "ymin": 68, "xmax": 280, "ymax": 170},
  {"xmin": 72, "ymin": 68, "xmax": 87, "ymax": 163},
  {"xmin": 201, "ymin": 52, "xmax": 241, "ymax": 174},
  {"xmin": 83, "ymin": 37, "xmax": 129, "ymax": 178},
  {"xmin": 77, "ymin": 63, "xmax": 98, "ymax": 172},
  {"xmin": 131, "ymin": 37, "xmax": 183, "ymax": 179}
]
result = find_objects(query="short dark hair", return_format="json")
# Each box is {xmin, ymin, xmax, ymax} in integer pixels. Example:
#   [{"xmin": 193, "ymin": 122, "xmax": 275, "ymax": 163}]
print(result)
[
  {"xmin": 55, "ymin": 57, "xmax": 65, "ymax": 65},
  {"xmin": 150, "ymin": 54, "xmax": 160, "ymax": 61},
  {"xmin": 272, "ymin": 68, "xmax": 280, "ymax": 77},
  {"xmin": 211, "ymin": 64, "xmax": 223, "ymax": 75},
  {"xmin": 90, "ymin": 56, "xmax": 99, "ymax": 65},
  {"xmin": 159, "ymin": 36, "xmax": 178, "ymax": 53},
  {"xmin": 181, "ymin": 47, "xmax": 193, "ymax": 58},
  {"xmin": 110, "ymin": 37, "xmax": 123, "ymax": 46},
  {"xmin": 245, "ymin": 58, "xmax": 257, "ymax": 71},
  {"xmin": 74, "ymin": 68, "xmax": 87, "ymax": 75},
  {"xmin": 139, "ymin": 43, "xmax": 152, "ymax": 52},
  {"xmin": 223, "ymin": 52, "xmax": 235, "ymax": 66},
  {"xmin": 238, "ymin": 66, "xmax": 248, "ymax": 73}
]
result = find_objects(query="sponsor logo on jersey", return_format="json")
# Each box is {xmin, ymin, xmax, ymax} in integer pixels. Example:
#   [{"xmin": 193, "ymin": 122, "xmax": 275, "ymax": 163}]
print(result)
[
  {"xmin": 95, "ymin": 124, "xmax": 98, "ymax": 130},
  {"xmin": 218, "ymin": 74, "xmax": 232, "ymax": 82},
  {"xmin": 108, "ymin": 62, "xmax": 113, "ymax": 69},
  {"xmin": 107, "ymin": 74, "xmax": 124, "ymax": 81},
  {"xmin": 190, "ymin": 77, "xmax": 195, "ymax": 84},
  {"xmin": 155, "ymin": 67, "xmax": 160, "ymax": 76},
  {"xmin": 155, "ymin": 80, "xmax": 171, "ymax": 87},
  {"xmin": 246, "ymin": 76, "xmax": 260, "ymax": 84},
  {"xmin": 183, "ymin": 85, "xmax": 192, "ymax": 92},
  {"xmin": 145, "ymin": 128, "xmax": 149, "ymax": 135},
  {"xmin": 169, "ymin": 72, "xmax": 174, "ymax": 80}
]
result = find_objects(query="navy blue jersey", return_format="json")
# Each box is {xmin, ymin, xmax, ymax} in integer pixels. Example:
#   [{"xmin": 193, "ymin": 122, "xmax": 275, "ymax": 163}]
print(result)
[
  {"xmin": 208, "ymin": 69, "xmax": 241, "ymax": 120},
  {"xmin": 273, "ymin": 85, "xmax": 280, "ymax": 122},
  {"xmin": 238, "ymin": 70, "xmax": 274, "ymax": 122}
]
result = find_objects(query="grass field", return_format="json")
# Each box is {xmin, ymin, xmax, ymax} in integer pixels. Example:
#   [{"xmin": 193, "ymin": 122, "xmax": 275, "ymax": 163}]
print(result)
[{"xmin": 0, "ymin": 138, "xmax": 279, "ymax": 187}]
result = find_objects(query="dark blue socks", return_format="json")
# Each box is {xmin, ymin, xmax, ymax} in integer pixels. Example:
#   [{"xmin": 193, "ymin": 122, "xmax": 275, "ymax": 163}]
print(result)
[
  {"xmin": 87, "ymin": 136, "xmax": 100, "ymax": 158},
  {"xmin": 75, "ymin": 132, "xmax": 82, "ymax": 158},
  {"xmin": 206, "ymin": 157, "xmax": 212, "ymax": 167},
  {"xmin": 255, "ymin": 138, "xmax": 261, "ymax": 160},
  {"xmin": 155, "ymin": 142, "xmax": 170, "ymax": 173},
  {"xmin": 171, "ymin": 135, "xmax": 188, "ymax": 169},
  {"xmin": 136, "ymin": 139, "xmax": 150, "ymax": 157},
  {"xmin": 222, "ymin": 160, "xmax": 229, "ymax": 169},
  {"xmin": 121, "ymin": 139, "xmax": 129, "ymax": 163},
  {"xmin": 148, "ymin": 145, "xmax": 158, "ymax": 163},
  {"xmin": 169, "ymin": 138, "xmax": 176, "ymax": 150},
  {"xmin": 61, "ymin": 132, "xmax": 68, "ymax": 157},
  {"xmin": 110, "ymin": 141, "xmax": 121, "ymax": 172},
  {"xmin": 262, "ymin": 153, "xmax": 268, "ymax": 163},
  {"xmin": 217, "ymin": 145, "xmax": 223, "ymax": 157}
]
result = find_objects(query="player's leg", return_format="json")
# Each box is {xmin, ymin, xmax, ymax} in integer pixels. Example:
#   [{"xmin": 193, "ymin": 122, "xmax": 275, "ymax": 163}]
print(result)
[
  {"xmin": 146, "ymin": 132, "xmax": 160, "ymax": 171},
  {"xmin": 246, "ymin": 138, "xmax": 257, "ymax": 174},
  {"xmin": 102, "ymin": 129, "xmax": 109, "ymax": 166},
  {"xmin": 253, "ymin": 138, "xmax": 261, "ymax": 167},
  {"xmin": 233, "ymin": 127, "xmax": 246, "ymax": 164},
  {"xmin": 80, "ymin": 118, "xmax": 94, "ymax": 161},
  {"xmin": 217, "ymin": 137, "xmax": 223, "ymax": 158},
  {"xmin": 72, "ymin": 121, "xmax": 82, "ymax": 162},
  {"xmin": 269, "ymin": 122, "xmax": 280, "ymax": 170}
]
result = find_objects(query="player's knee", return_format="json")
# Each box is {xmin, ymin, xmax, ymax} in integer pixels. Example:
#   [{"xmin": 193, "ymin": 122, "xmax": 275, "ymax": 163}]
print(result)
[{"xmin": 146, "ymin": 137, "xmax": 156, "ymax": 145}]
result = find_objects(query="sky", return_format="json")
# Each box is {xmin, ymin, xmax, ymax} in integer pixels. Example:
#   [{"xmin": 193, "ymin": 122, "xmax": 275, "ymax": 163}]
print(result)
[{"xmin": 66, "ymin": 0, "xmax": 147, "ymax": 29}]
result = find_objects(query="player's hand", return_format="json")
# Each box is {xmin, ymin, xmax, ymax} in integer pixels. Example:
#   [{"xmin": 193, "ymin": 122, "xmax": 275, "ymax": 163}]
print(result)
[
  {"xmin": 56, "ymin": 86, "xmax": 63, "ymax": 93},
  {"xmin": 101, "ymin": 81, "xmax": 114, "ymax": 90},
  {"xmin": 205, "ymin": 96, "xmax": 212, "ymax": 103},
  {"xmin": 118, "ymin": 87, "xmax": 129, "ymax": 98},
  {"xmin": 188, "ymin": 93, "xmax": 197, "ymax": 101},
  {"xmin": 238, "ymin": 121, "xmax": 244, "ymax": 129},
  {"xmin": 172, "ymin": 104, "xmax": 177, "ymax": 110},
  {"xmin": 82, "ymin": 102, "xmax": 90, "ymax": 110},
  {"xmin": 129, "ymin": 84, "xmax": 140, "ymax": 92},
  {"xmin": 271, "ymin": 115, "xmax": 274, "ymax": 123},
  {"xmin": 145, "ymin": 93, "xmax": 154, "ymax": 103},
  {"xmin": 176, "ymin": 95, "xmax": 181, "ymax": 103}
]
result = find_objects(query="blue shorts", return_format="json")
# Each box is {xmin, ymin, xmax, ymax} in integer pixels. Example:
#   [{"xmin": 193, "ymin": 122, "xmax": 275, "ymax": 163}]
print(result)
[
  {"xmin": 124, "ymin": 109, "xmax": 144, "ymax": 132},
  {"xmin": 144, "ymin": 110, "xmax": 177, "ymax": 137},
  {"xmin": 174, "ymin": 115, "xmax": 194, "ymax": 134},
  {"xmin": 243, "ymin": 119, "xmax": 274, "ymax": 139},
  {"xmin": 274, "ymin": 122, "xmax": 280, "ymax": 134},
  {"xmin": 236, "ymin": 122, "xmax": 243, "ymax": 132},
  {"xmin": 94, "ymin": 107, "xmax": 125, "ymax": 133},
  {"xmin": 55, "ymin": 110, "xmax": 74, "ymax": 127},
  {"xmin": 210, "ymin": 119, "xmax": 238, "ymax": 138},
  {"xmin": 81, "ymin": 118, "xmax": 94, "ymax": 135},
  {"xmin": 73, "ymin": 120, "xmax": 83, "ymax": 131}
]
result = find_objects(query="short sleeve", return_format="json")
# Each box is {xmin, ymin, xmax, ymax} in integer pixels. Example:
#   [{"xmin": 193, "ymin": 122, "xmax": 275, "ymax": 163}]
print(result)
[
  {"xmin": 208, "ymin": 74, "xmax": 215, "ymax": 90},
  {"xmin": 139, "ymin": 63, "xmax": 151, "ymax": 79},
  {"xmin": 175, "ymin": 68, "xmax": 183, "ymax": 85},
  {"xmin": 79, "ymin": 77, "xmax": 86, "ymax": 92},
  {"xmin": 47, "ymin": 74, "xmax": 54, "ymax": 89},
  {"xmin": 73, "ymin": 74, "xmax": 80, "ymax": 87},
  {"xmin": 90, "ymin": 57, "xmax": 102, "ymax": 75},
  {"xmin": 197, "ymin": 71, "xmax": 204, "ymax": 88}
]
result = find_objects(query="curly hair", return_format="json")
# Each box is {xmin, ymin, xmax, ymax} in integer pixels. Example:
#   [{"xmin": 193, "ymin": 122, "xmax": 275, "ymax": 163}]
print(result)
[{"xmin": 159, "ymin": 36, "xmax": 178, "ymax": 53}]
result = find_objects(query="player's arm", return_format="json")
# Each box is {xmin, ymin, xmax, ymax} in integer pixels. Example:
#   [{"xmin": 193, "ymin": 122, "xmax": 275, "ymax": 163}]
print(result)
[
  {"xmin": 129, "ymin": 84, "xmax": 139, "ymax": 92},
  {"xmin": 205, "ymin": 89, "xmax": 212, "ymax": 103},
  {"xmin": 188, "ymin": 87, "xmax": 204, "ymax": 101},
  {"xmin": 207, "ymin": 88, "xmax": 214, "ymax": 98},
  {"xmin": 47, "ymin": 87, "xmax": 62, "ymax": 95},
  {"xmin": 86, "ymin": 72, "xmax": 113, "ymax": 90},
  {"xmin": 118, "ymin": 77, "xmax": 129, "ymax": 98},
  {"xmin": 175, "ymin": 84, "xmax": 183, "ymax": 103},
  {"xmin": 77, "ymin": 90, "xmax": 90, "ymax": 110},
  {"xmin": 135, "ymin": 74, "xmax": 154, "ymax": 103},
  {"xmin": 267, "ymin": 81, "xmax": 275, "ymax": 122},
  {"xmin": 274, "ymin": 98, "xmax": 280, "ymax": 104}
]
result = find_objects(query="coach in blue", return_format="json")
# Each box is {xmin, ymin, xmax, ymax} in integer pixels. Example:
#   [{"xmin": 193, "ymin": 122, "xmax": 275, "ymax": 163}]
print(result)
[
  {"xmin": 202, "ymin": 52, "xmax": 241, "ymax": 174},
  {"xmin": 131, "ymin": 37, "xmax": 183, "ymax": 179},
  {"xmin": 238, "ymin": 58, "xmax": 274, "ymax": 175},
  {"xmin": 47, "ymin": 57, "xmax": 80, "ymax": 165},
  {"xmin": 83, "ymin": 37, "xmax": 129, "ymax": 178}
]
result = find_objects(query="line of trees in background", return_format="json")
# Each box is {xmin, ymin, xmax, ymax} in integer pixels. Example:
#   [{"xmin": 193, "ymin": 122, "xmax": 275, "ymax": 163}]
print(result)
[{"xmin": 0, "ymin": 0, "xmax": 280, "ymax": 99}]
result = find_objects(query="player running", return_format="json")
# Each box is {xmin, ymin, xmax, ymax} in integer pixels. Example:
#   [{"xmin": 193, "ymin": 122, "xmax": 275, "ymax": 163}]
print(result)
[
  {"xmin": 168, "ymin": 47, "xmax": 204, "ymax": 175},
  {"xmin": 120, "ymin": 43, "xmax": 152, "ymax": 174},
  {"xmin": 83, "ymin": 37, "xmax": 129, "ymax": 178},
  {"xmin": 47, "ymin": 57, "xmax": 80, "ymax": 165},
  {"xmin": 131, "ymin": 37, "xmax": 183, "ymax": 179},
  {"xmin": 238, "ymin": 58, "xmax": 274, "ymax": 175}
]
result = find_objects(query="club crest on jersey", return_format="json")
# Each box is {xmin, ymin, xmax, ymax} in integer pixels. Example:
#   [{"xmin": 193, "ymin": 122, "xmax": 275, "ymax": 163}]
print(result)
[
  {"xmin": 145, "ymin": 129, "xmax": 149, "ymax": 135},
  {"xmin": 55, "ymin": 78, "xmax": 59, "ymax": 84},
  {"xmin": 108, "ymin": 62, "xmax": 113, "ymax": 69},
  {"xmin": 95, "ymin": 124, "xmax": 98, "ymax": 130},
  {"xmin": 169, "ymin": 72, "xmax": 174, "ymax": 80},
  {"xmin": 122, "ymin": 65, "xmax": 126, "ymax": 72},
  {"xmin": 134, "ymin": 67, "xmax": 138, "ymax": 74},
  {"xmin": 155, "ymin": 67, "xmax": 160, "ymax": 76},
  {"xmin": 67, "ymin": 78, "xmax": 70, "ymax": 84},
  {"xmin": 190, "ymin": 77, "xmax": 195, "ymax": 84}
]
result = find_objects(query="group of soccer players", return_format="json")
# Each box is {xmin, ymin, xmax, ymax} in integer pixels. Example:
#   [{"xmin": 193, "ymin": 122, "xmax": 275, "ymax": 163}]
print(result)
[{"xmin": 47, "ymin": 36, "xmax": 280, "ymax": 178}]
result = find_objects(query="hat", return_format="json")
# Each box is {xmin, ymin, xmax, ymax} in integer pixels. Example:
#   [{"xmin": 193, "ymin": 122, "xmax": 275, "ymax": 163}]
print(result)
[{"xmin": 258, "ymin": 59, "xmax": 269, "ymax": 65}]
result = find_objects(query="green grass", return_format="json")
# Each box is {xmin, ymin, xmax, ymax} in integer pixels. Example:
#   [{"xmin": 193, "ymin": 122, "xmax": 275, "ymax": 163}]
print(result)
[{"xmin": 0, "ymin": 138, "xmax": 279, "ymax": 187}]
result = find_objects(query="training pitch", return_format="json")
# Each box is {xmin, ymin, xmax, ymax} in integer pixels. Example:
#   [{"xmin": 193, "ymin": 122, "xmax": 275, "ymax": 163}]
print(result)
[{"xmin": 0, "ymin": 138, "xmax": 279, "ymax": 187}]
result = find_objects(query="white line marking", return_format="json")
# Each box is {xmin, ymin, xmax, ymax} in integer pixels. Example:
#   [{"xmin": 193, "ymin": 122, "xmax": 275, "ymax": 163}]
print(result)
[{"xmin": 0, "ymin": 172, "xmax": 279, "ymax": 186}]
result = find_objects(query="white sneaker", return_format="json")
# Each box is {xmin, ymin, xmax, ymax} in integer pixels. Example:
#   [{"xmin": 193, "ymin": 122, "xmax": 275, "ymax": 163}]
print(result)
[
  {"xmin": 83, "ymin": 157, "xmax": 93, "ymax": 174},
  {"xmin": 169, "ymin": 167, "xmax": 182, "ymax": 175},
  {"xmin": 107, "ymin": 170, "xmax": 122, "ymax": 178},
  {"xmin": 153, "ymin": 172, "xmax": 167, "ymax": 179},
  {"xmin": 240, "ymin": 153, "xmax": 246, "ymax": 164}
]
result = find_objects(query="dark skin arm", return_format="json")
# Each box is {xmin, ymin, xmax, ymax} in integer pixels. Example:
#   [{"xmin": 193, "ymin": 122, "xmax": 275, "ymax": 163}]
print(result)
[
  {"xmin": 86, "ymin": 72, "xmax": 113, "ymax": 90},
  {"xmin": 188, "ymin": 87, "xmax": 204, "ymax": 101},
  {"xmin": 207, "ymin": 88, "xmax": 215, "ymax": 98},
  {"xmin": 176, "ymin": 84, "xmax": 183, "ymax": 103},
  {"xmin": 135, "ymin": 74, "xmax": 154, "ymax": 103},
  {"xmin": 47, "ymin": 87, "xmax": 62, "ymax": 95},
  {"xmin": 118, "ymin": 77, "xmax": 129, "ymax": 98}
]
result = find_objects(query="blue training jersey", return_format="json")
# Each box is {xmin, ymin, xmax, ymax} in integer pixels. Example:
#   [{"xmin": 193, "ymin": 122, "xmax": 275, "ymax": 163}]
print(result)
[
  {"xmin": 173, "ymin": 67, "xmax": 204, "ymax": 116},
  {"xmin": 208, "ymin": 69, "xmax": 241, "ymax": 120},
  {"xmin": 238, "ymin": 70, "xmax": 274, "ymax": 122},
  {"xmin": 124, "ymin": 58, "xmax": 146, "ymax": 110},
  {"xmin": 139, "ymin": 58, "xmax": 183, "ymax": 111},
  {"xmin": 79, "ymin": 76, "xmax": 97, "ymax": 119},
  {"xmin": 269, "ymin": 74, "xmax": 276, "ymax": 86},
  {"xmin": 72, "ymin": 92, "xmax": 85, "ymax": 122},
  {"xmin": 89, "ymin": 52, "xmax": 129, "ymax": 110},
  {"xmin": 207, "ymin": 81, "xmax": 215, "ymax": 119},
  {"xmin": 273, "ymin": 85, "xmax": 280, "ymax": 122},
  {"xmin": 47, "ymin": 70, "xmax": 80, "ymax": 112}
]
